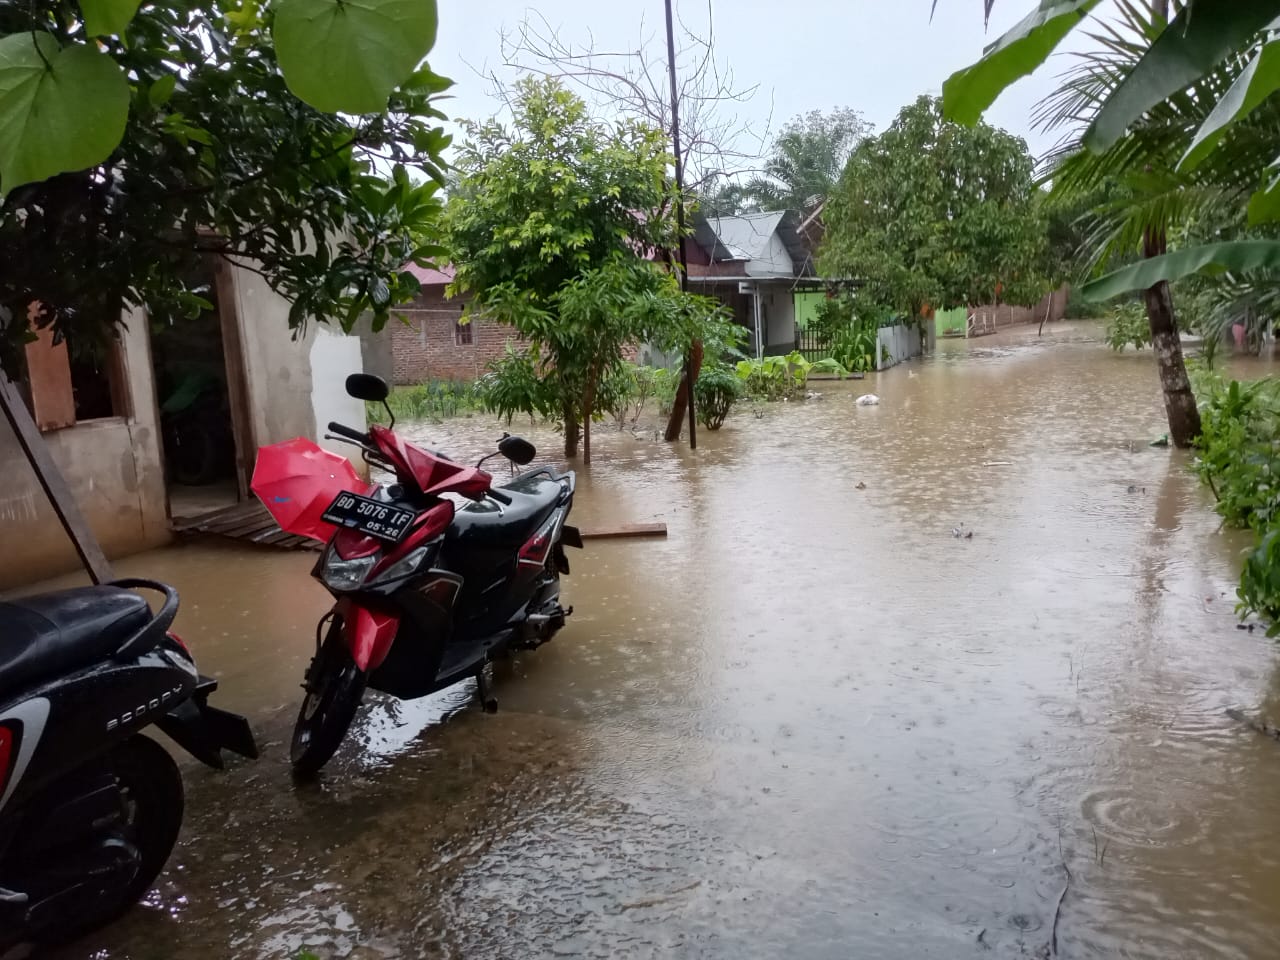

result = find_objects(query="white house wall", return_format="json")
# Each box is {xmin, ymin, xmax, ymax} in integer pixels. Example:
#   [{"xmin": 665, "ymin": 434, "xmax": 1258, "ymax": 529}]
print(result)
[
  {"xmin": 744, "ymin": 232, "xmax": 794, "ymax": 278},
  {"xmin": 764, "ymin": 290, "xmax": 797, "ymax": 349},
  {"xmin": 310, "ymin": 328, "xmax": 367, "ymax": 462}
]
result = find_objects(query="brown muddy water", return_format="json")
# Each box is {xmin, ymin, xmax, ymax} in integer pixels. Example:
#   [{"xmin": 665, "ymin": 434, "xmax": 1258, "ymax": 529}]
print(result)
[{"xmin": 38, "ymin": 322, "xmax": 1280, "ymax": 959}]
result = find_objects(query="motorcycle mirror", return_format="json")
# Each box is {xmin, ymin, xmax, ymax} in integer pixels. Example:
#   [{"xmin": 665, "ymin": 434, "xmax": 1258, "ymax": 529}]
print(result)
[
  {"xmin": 345, "ymin": 373, "xmax": 389, "ymax": 402},
  {"xmin": 499, "ymin": 435, "xmax": 536, "ymax": 466}
]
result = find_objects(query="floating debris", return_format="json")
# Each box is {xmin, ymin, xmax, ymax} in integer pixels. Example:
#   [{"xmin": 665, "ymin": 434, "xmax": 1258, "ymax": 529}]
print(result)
[{"xmin": 856, "ymin": 394, "xmax": 880, "ymax": 406}]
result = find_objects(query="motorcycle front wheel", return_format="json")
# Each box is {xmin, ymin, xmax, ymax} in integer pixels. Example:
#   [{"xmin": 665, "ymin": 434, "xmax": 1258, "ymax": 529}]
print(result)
[{"xmin": 291, "ymin": 620, "xmax": 367, "ymax": 778}]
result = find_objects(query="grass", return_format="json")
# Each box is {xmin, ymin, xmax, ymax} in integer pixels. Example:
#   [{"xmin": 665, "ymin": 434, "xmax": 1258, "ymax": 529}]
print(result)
[{"xmin": 366, "ymin": 379, "xmax": 481, "ymax": 424}]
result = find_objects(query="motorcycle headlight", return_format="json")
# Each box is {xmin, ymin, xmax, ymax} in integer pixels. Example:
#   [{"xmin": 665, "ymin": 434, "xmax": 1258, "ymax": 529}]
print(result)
[
  {"xmin": 320, "ymin": 551, "xmax": 378, "ymax": 591},
  {"xmin": 368, "ymin": 545, "xmax": 431, "ymax": 586}
]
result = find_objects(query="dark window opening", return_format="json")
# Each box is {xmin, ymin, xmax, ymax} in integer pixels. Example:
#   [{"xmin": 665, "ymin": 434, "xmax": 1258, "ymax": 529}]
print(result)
[{"xmin": 454, "ymin": 319, "xmax": 473, "ymax": 345}]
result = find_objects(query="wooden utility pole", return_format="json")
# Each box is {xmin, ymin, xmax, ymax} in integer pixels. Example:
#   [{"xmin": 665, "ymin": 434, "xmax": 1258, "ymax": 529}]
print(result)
[
  {"xmin": 661, "ymin": 0, "xmax": 700, "ymax": 448},
  {"xmin": 0, "ymin": 371, "xmax": 113, "ymax": 583}
]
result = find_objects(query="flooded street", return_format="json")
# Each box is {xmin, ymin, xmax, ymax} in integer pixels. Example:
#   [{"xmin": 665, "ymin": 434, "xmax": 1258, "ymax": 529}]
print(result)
[{"xmin": 50, "ymin": 321, "xmax": 1280, "ymax": 959}]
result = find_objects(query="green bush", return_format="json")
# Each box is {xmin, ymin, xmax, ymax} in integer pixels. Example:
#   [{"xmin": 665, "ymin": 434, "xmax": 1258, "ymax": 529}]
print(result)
[
  {"xmin": 1192, "ymin": 370, "xmax": 1280, "ymax": 632},
  {"xmin": 1103, "ymin": 300, "xmax": 1151, "ymax": 352},
  {"xmin": 694, "ymin": 363, "xmax": 742, "ymax": 430},
  {"xmin": 474, "ymin": 346, "xmax": 558, "ymax": 426}
]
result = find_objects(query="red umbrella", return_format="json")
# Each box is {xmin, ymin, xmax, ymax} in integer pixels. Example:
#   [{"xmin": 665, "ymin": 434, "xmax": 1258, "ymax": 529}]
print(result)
[{"xmin": 252, "ymin": 438, "xmax": 366, "ymax": 543}]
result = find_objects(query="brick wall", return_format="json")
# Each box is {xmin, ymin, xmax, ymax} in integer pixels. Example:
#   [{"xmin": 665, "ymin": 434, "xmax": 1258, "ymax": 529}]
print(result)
[
  {"xmin": 391, "ymin": 285, "xmax": 648, "ymax": 384},
  {"xmin": 390, "ymin": 286, "xmax": 521, "ymax": 384}
]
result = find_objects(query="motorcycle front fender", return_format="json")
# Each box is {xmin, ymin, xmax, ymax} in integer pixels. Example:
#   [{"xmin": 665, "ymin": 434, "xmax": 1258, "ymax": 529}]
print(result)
[{"xmin": 336, "ymin": 599, "xmax": 400, "ymax": 672}]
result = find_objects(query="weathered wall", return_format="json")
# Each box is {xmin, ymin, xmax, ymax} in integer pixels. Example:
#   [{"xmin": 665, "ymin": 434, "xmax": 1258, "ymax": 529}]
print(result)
[
  {"xmin": 0, "ymin": 308, "xmax": 168, "ymax": 589},
  {"xmin": 353, "ymin": 313, "xmax": 394, "ymax": 384},
  {"xmin": 227, "ymin": 267, "xmax": 366, "ymax": 461},
  {"xmin": 389, "ymin": 286, "xmax": 520, "ymax": 384}
]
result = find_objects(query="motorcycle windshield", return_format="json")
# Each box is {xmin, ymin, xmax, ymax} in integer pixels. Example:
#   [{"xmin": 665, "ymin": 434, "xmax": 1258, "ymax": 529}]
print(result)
[{"xmin": 251, "ymin": 437, "xmax": 367, "ymax": 543}]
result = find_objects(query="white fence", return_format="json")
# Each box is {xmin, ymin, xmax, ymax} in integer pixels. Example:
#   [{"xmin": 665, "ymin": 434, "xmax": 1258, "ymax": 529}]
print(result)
[{"xmin": 876, "ymin": 321, "xmax": 932, "ymax": 370}]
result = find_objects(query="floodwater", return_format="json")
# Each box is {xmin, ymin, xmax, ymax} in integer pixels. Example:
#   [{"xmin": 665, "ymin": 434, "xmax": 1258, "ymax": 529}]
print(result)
[{"xmin": 43, "ymin": 321, "xmax": 1280, "ymax": 959}]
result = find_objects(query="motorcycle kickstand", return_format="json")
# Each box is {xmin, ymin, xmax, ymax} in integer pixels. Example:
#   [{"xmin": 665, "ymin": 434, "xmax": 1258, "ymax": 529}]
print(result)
[{"xmin": 475, "ymin": 666, "xmax": 498, "ymax": 715}]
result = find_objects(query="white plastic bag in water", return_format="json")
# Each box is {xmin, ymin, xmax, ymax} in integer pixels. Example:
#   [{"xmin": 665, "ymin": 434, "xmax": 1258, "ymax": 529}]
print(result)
[{"xmin": 855, "ymin": 394, "xmax": 880, "ymax": 406}]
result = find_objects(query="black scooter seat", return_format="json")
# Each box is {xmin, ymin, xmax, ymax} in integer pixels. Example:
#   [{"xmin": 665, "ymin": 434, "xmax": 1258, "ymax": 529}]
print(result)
[
  {"xmin": 0, "ymin": 586, "xmax": 151, "ymax": 694},
  {"xmin": 450, "ymin": 472, "xmax": 564, "ymax": 547}
]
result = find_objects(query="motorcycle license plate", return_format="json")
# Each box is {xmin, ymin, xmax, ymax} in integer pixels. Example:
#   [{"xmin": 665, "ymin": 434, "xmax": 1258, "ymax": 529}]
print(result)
[{"xmin": 321, "ymin": 492, "xmax": 415, "ymax": 542}]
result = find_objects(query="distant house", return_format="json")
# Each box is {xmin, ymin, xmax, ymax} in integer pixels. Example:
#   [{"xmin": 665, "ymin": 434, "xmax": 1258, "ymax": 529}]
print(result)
[
  {"xmin": 686, "ymin": 210, "xmax": 823, "ymax": 358},
  {"xmin": 388, "ymin": 208, "xmax": 826, "ymax": 383}
]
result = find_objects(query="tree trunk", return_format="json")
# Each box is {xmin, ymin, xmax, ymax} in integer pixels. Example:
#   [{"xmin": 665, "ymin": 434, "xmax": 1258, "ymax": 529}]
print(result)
[
  {"xmin": 663, "ymin": 339, "xmax": 704, "ymax": 442},
  {"xmin": 563, "ymin": 398, "xmax": 580, "ymax": 459},
  {"xmin": 1142, "ymin": 230, "xmax": 1201, "ymax": 448}
]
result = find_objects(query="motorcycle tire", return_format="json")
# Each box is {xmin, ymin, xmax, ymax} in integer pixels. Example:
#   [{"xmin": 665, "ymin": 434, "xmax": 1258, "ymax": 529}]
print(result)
[
  {"xmin": 41, "ymin": 735, "xmax": 184, "ymax": 945},
  {"xmin": 291, "ymin": 621, "xmax": 367, "ymax": 778}
]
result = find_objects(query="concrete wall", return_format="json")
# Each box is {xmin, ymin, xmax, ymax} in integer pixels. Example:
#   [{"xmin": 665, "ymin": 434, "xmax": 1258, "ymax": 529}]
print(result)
[
  {"xmin": 0, "ymin": 308, "xmax": 168, "ymax": 589},
  {"xmin": 226, "ymin": 267, "xmax": 366, "ymax": 461},
  {"xmin": 876, "ymin": 321, "xmax": 930, "ymax": 371},
  {"xmin": 964, "ymin": 285, "xmax": 1070, "ymax": 338},
  {"xmin": 745, "ymin": 233, "xmax": 793, "ymax": 278}
]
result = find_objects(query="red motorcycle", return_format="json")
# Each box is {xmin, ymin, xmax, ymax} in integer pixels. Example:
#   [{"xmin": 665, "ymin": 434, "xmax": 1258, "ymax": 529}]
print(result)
[{"xmin": 254, "ymin": 374, "xmax": 580, "ymax": 776}]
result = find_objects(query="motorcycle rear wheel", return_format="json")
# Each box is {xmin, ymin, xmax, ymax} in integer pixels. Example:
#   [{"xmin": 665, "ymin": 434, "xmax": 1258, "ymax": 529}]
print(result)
[
  {"xmin": 291, "ymin": 621, "xmax": 367, "ymax": 778},
  {"xmin": 8, "ymin": 734, "xmax": 185, "ymax": 948}
]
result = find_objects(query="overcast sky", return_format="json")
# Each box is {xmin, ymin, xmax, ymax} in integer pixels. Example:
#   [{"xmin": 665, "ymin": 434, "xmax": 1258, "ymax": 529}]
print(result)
[{"xmin": 433, "ymin": 0, "xmax": 1113, "ymax": 167}]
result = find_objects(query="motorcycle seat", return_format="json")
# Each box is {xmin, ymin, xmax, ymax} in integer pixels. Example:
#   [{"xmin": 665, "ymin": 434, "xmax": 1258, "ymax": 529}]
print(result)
[
  {"xmin": 0, "ymin": 586, "xmax": 151, "ymax": 694},
  {"xmin": 450, "ymin": 472, "xmax": 564, "ymax": 547}
]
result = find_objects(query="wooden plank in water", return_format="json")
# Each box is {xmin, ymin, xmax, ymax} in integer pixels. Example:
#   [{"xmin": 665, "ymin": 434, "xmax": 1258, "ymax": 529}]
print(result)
[{"xmin": 578, "ymin": 522, "xmax": 667, "ymax": 540}]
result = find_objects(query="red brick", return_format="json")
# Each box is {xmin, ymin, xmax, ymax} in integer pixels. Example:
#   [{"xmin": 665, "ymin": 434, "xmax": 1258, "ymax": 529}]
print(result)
[{"xmin": 390, "ymin": 287, "xmax": 521, "ymax": 384}]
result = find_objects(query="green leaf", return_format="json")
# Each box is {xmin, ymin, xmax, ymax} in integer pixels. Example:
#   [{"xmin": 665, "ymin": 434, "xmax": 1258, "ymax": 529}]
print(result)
[
  {"xmin": 1247, "ymin": 164, "xmax": 1280, "ymax": 224},
  {"xmin": 1180, "ymin": 40, "xmax": 1280, "ymax": 171},
  {"xmin": 942, "ymin": 0, "xmax": 1100, "ymax": 126},
  {"xmin": 1086, "ymin": 3, "xmax": 1280, "ymax": 153},
  {"xmin": 0, "ymin": 33, "xmax": 129, "ymax": 194},
  {"xmin": 1080, "ymin": 240, "xmax": 1280, "ymax": 301},
  {"xmin": 80, "ymin": 0, "xmax": 142, "ymax": 37},
  {"xmin": 401, "ymin": 64, "xmax": 453, "ymax": 95},
  {"xmin": 274, "ymin": 0, "xmax": 439, "ymax": 114},
  {"xmin": 148, "ymin": 73, "xmax": 177, "ymax": 107}
]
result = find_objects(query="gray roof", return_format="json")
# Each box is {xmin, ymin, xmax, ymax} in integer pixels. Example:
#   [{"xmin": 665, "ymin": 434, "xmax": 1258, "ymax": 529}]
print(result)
[{"xmin": 700, "ymin": 211, "xmax": 815, "ymax": 277}]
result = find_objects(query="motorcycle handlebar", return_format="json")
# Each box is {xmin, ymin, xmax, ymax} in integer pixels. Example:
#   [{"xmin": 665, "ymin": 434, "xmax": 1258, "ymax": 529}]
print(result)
[{"xmin": 328, "ymin": 421, "xmax": 371, "ymax": 445}]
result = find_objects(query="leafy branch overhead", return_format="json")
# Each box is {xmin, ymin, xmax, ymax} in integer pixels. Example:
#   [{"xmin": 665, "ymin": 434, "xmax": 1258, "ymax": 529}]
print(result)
[
  {"xmin": 0, "ymin": 1, "xmax": 453, "ymax": 371},
  {"xmin": 942, "ymin": 0, "xmax": 1280, "ymax": 295},
  {"xmin": 0, "ymin": 0, "xmax": 442, "ymax": 193}
]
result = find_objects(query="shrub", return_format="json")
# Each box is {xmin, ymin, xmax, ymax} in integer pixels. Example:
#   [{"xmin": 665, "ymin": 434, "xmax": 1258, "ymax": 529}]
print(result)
[
  {"xmin": 474, "ymin": 346, "xmax": 558, "ymax": 425},
  {"xmin": 1104, "ymin": 300, "xmax": 1151, "ymax": 352},
  {"xmin": 694, "ymin": 363, "xmax": 742, "ymax": 429},
  {"xmin": 1192, "ymin": 370, "xmax": 1280, "ymax": 632}
]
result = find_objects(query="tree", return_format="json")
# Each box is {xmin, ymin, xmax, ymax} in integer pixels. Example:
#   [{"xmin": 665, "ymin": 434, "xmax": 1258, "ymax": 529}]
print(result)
[
  {"xmin": 707, "ymin": 108, "xmax": 871, "ymax": 215},
  {"xmin": 0, "ymin": 1, "xmax": 451, "ymax": 375},
  {"xmin": 445, "ymin": 78, "xmax": 734, "ymax": 464},
  {"xmin": 821, "ymin": 96, "xmax": 1048, "ymax": 318},
  {"xmin": 943, "ymin": 0, "xmax": 1280, "ymax": 291}
]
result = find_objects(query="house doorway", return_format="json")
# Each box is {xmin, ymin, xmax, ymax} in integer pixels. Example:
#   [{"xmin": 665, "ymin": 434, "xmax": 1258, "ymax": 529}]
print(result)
[{"xmin": 150, "ymin": 259, "xmax": 252, "ymax": 522}]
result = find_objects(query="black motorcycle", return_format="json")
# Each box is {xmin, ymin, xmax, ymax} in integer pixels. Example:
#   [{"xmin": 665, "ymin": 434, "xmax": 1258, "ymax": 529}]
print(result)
[
  {"xmin": 254, "ymin": 374, "xmax": 581, "ymax": 776},
  {"xmin": 0, "ymin": 579, "xmax": 257, "ymax": 951}
]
